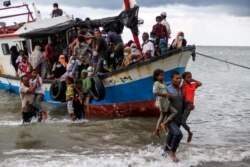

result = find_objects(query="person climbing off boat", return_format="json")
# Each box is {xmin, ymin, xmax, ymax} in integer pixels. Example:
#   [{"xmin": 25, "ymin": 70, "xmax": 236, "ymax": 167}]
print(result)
[{"xmin": 65, "ymin": 76, "xmax": 82, "ymax": 120}]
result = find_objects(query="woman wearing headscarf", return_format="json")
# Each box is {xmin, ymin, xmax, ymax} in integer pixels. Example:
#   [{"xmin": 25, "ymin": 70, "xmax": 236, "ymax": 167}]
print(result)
[
  {"xmin": 10, "ymin": 46, "xmax": 19, "ymax": 76},
  {"xmin": 29, "ymin": 46, "xmax": 44, "ymax": 72},
  {"xmin": 47, "ymin": 54, "xmax": 67, "ymax": 79},
  {"xmin": 169, "ymin": 31, "xmax": 187, "ymax": 50}
]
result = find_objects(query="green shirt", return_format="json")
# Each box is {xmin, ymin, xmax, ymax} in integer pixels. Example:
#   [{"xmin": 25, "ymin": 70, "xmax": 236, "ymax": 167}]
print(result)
[{"xmin": 82, "ymin": 77, "xmax": 92, "ymax": 93}]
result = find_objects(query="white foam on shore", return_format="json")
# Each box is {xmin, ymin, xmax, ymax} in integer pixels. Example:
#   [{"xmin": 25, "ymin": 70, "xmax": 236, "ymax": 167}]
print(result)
[
  {"xmin": 1, "ymin": 145, "xmax": 250, "ymax": 167},
  {"xmin": 0, "ymin": 118, "xmax": 89, "ymax": 126}
]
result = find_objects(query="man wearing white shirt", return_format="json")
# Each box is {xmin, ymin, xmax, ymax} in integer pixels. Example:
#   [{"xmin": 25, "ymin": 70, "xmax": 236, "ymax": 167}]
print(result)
[
  {"xmin": 161, "ymin": 12, "xmax": 171, "ymax": 44},
  {"xmin": 141, "ymin": 32, "xmax": 155, "ymax": 60}
]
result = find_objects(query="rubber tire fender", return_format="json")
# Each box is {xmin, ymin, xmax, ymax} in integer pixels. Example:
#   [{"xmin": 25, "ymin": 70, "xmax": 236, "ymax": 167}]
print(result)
[{"xmin": 50, "ymin": 80, "xmax": 66, "ymax": 101}]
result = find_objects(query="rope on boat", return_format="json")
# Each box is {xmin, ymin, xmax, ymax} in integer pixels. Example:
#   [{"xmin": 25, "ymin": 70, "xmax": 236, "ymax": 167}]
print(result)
[{"xmin": 196, "ymin": 52, "xmax": 250, "ymax": 70}]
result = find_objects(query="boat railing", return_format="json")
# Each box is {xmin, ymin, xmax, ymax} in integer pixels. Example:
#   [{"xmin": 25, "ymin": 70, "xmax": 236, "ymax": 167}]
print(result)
[{"xmin": 0, "ymin": 3, "xmax": 34, "ymax": 34}]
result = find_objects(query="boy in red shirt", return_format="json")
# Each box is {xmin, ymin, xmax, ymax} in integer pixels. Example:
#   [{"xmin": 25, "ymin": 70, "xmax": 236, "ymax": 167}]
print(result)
[{"xmin": 181, "ymin": 71, "xmax": 202, "ymax": 143}]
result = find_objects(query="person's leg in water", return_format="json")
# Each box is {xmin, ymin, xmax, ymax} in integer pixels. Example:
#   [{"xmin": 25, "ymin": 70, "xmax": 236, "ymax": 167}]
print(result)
[
  {"xmin": 83, "ymin": 96, "xmax": 90, "ymax": 119},
  {"xmin": 181, "ymin": 102, "xmax": 193, "ymax": 143},
  {"xmin": 67, "ymin": 100, "xmax": 76, "ymax": 121},
  {"xmin": 166, "ymin": 121, "xmax": 183, "ymax": 162},
  {"xmin": 161, "ymin": 106, "xmax": 177, "ymax": 134},
  {"xmin": 73, "ymin": 97, "xmax": 83, "ymax": 120},
  {"xmin": 34, "ymin": 94, "xmax": 43, "ymax": 112},
  {"xmin": 153, "ymin": 111, "xmax": 168, "ymax": 137}
]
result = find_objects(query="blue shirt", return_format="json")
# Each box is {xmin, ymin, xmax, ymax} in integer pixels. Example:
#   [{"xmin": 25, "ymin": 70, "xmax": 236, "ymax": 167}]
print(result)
[
  {"xmin": 167, "ymin": 84, "xmax": 182, "ymax": 97},
  {"xmin": 167, "ymin": 84, "xmax": 183, "ymax": 124}
]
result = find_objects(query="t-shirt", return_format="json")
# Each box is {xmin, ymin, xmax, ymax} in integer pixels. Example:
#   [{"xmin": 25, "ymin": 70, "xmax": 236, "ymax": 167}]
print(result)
[
  {"xmin": 18, "ymin": 62, "xmax": 28, "ymax": 73},
  {"xmin": 82, "ymin": 77, "xmax": 92, "ymax": 93},
  {"xmin": 152, "ymin": 23, "xmax": 168, "ymax": 39},
  {"xmin": 45, "ymin": 44, "xmax": 55, "ymax": 61},
  {"xmin": 142, "ymin": 41, "xmax": 155, "ymax": 57},
  {"xmin": 52, "ymin": 9, "xmax": 63, "ymax": 17},
  {"xmin": 74, "ymin": 44, "xmax": 91, "ymax": 65},
  {"xmin": 107, "ymin": 31, "xmax": 123, "ymax": 45},
  {"xmin": 167, "ymin": 84, "xmax": 184, "ymax": 125},
  {"xmin": 29, "ymin": 77, "xmax": 45, "ymax": 94},
  {"xmin": 19, "ymin": 84, "xmax": 35, "ymax": 112},
  {"xmin": 161, "ymin": 19, "xmax": 171, "ymax": 34},
  {"xmin": 66, "ymin": 85, "xmax": 74, "ymax": 100},
  {"xmin": 15, "ymin": 55, "xmax": 23, "ymax": 64},
  {"xmin": 153, "ymin": 81, "xmax": 170, "ymax": 112},
  {"xmin": 182, "ymin": 82, "xmax": 197, "ymax": 104}
]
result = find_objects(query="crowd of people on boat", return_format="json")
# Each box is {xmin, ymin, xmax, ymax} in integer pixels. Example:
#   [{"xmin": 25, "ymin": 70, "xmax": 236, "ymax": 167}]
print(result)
[{"xmin": 10, "ymin": 11, "xmax": 187, "ymax": 80}]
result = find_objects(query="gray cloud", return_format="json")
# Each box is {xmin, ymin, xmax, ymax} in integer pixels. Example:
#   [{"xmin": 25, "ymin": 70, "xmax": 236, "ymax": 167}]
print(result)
[{"xmin": 10, "ymin": 0, "xmax": 250, "ymax": 16}]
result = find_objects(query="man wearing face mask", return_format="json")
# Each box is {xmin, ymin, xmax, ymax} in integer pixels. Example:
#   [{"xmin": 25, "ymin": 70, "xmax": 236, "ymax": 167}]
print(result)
[
  {"xmin": 130, "ymin": 43, "xmax": 141, "ymax": 62},
  {"xmin": 169, "ymin": 31, "xmax": 187, "ymax": 51},
  {"xmin": 61, "ymin": 56, "xmax": 78, "ymax": 79}
]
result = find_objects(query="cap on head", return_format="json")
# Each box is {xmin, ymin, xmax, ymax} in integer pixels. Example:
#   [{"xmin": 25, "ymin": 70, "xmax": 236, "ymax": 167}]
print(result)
[
  {"xmin": 130, "ymin": 43, "xmax": 137, "ymax": 48},
  {"xmin": 161, "ymin": 12, "xmax": 167, "ymax": 17}
]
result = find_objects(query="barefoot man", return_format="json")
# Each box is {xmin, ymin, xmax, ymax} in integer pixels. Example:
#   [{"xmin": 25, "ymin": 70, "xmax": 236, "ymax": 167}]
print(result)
[{"xmin": 163, "ymin": 71, "xmax": 184, "ymax": 162}]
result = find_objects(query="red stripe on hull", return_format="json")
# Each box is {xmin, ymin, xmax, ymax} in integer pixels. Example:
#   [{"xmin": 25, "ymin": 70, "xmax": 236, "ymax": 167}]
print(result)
[
  {"xmin": 0, "ymin": 34, "xmax": 19, "ymax": 38},
  {"xmin": 88, "ymin": 100, "xmax": 159, "ymax": 118}
]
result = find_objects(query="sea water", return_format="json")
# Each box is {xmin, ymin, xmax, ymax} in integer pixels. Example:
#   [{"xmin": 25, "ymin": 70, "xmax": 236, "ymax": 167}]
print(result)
[{"xmin": 0, "ymin": 46, "xmax": 250, "ymax": 167}]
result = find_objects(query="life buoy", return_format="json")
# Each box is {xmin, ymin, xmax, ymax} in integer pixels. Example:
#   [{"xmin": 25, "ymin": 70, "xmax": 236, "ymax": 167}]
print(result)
[
  {"xmin": 50, "ymin": 80, "xmax": 66, "ymax": 101},
  {"xmin": 91, "ymin": 76, "xmax": 105, "ymax": 101}
]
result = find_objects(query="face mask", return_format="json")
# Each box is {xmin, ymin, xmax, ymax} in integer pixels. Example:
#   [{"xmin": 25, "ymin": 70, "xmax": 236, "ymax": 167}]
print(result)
[
  {"xmin": 178, "ymin": 36, "xmax": 184, "ymax": 40},
  {"xmin": 56, "ymin": 64, "xmax": 62, "ymax": 68},
  {"xmin": 71, "ymin": 60, "xmax": 76, "ymax": 64},
  {"xmin": 102, "ymin": 34, "xmax": 106, "ymax": 38},
  {"xmin": 124, "ymin": 52, "xmax": 129, "ymax": 56},
  {"xmin": 80, "ymin": 43, "xmax": 85, "ymax": 47},
  {"xmin": 131, "ymin": 48, "xmax": 137, "ymax": 52}
]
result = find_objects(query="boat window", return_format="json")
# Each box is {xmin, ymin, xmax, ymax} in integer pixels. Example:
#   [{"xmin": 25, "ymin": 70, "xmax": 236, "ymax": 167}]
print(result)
[{"xmin": 1, "ymin": 43, "xmax": 10, "ymax": 55}]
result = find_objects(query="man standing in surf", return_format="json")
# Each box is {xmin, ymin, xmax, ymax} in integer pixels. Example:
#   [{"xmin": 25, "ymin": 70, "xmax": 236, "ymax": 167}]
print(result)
[{"xmin": 163, "ymin": 71, "xmax": 184, "ymax": 162}]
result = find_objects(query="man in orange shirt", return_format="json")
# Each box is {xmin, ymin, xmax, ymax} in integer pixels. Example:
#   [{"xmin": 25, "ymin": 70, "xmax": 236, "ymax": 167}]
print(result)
[{"xmin": 181, "ymin": 71, "xmax": 202, "ymax": 143}]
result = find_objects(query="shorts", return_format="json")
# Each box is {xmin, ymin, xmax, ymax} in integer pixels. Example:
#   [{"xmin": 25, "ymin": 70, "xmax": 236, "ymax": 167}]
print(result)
[{"xmin": 67, "ymin": 100, "xmax": 74, "ymax": 114}]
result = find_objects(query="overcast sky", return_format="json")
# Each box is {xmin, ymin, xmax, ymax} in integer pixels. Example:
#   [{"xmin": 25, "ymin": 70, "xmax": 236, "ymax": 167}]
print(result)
[{"xmin": 1, "ymin": 0, "xmax": 250, "ymax": 46}]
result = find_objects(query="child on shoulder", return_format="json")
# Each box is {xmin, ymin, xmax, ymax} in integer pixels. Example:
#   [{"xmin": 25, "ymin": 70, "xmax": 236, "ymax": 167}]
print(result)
[
  {"xmin": 181, "ymin": 71, "xmax": 202, "ymax": 143},
  {"xmin": 65, "ymin": 76, "xmax": 82, "ymax": 120},
  {"xmin": 153, "ymin": 69, "xmax": 177, "ymax": 137}
]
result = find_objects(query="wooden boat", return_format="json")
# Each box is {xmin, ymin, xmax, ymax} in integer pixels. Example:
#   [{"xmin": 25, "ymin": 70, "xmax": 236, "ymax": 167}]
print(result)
[{"xmin": 0, "ymin": 1, "xmax": 196, "ymax": 118}]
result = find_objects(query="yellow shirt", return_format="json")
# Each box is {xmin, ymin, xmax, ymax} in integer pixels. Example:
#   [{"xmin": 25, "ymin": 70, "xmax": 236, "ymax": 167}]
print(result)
[{"xmin": 66, "ymin": 85, "xmax": 74, "ymax": 100}]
